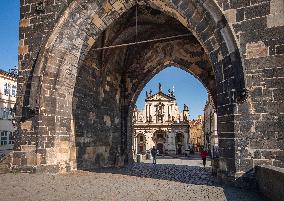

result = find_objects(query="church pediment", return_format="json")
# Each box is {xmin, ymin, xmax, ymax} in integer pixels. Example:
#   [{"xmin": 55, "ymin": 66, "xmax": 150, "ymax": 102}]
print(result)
[{"xmin": 146, "ymin": 92, "xmax": 175, "ymax": 101}]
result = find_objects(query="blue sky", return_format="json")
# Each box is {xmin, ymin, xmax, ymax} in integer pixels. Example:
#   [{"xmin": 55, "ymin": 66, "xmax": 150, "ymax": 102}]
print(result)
[
  {"xmin": 0, "ymin": 2, "xmax": 207, "ymax": 119},
  {"xmin": 0, "ymin": 0, "xmax": 20, "ymax": 71},
  {"xmin": 136, "ymin": 67, "xmax": 208, "ymax": 120}
]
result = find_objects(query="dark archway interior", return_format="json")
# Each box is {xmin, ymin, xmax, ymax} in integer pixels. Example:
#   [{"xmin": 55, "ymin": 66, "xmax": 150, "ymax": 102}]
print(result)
[{"xmin": 73, "ymin": 5, "xmax": 216, "ymax": 169}]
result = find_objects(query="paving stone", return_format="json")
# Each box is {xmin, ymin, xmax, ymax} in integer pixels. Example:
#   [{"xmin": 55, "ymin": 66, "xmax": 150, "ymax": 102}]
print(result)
[{"xmin": 0, "ymin": 157, "xmax": 267, "ymax": 201}]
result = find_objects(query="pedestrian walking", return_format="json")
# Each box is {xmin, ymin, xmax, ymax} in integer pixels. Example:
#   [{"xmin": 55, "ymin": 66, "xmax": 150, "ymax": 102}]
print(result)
[
  {"xmin": 151, "ymin": 146, "xmax": 157, "ymax": 164},
  {"xmin": 200, "ymin": 146, "xmax": 208, "ymax": 167}
]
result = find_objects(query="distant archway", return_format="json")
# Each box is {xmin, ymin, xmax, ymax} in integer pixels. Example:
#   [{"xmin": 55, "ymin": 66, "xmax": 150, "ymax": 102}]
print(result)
[{"xmin": 132, "ymin": 66, "xmax": 207, "ymax": 159}]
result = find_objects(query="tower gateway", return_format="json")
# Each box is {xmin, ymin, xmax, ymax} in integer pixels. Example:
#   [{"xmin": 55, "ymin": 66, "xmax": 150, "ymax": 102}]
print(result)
[{"xmin": 133, "ymin": 83, "xmax": 190, "ymax": 156}]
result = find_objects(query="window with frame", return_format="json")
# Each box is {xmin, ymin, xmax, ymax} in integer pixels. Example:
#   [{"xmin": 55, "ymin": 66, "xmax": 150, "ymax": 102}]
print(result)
[
  {"xmin": 12, "ymin": 85, "xmax": 17, "ymax": 97},
  {"xmin": 2, "ymin": 108, "xmax": 8, "ymax": 119},
  {"xmin": 4, "ymin": 83, "xmax": 11, "ymax": 96},
  {"xmin": 9, "ymin": 132, "xmax": 14, "ymax": 144},
  {"xmin": 0, "ymin": 131, "xmax": 8, "ymax": 145},
  {"xmin": 3, "ymin": 108, "xmax": 11, "ymax": 119},
  {"xmin": 157, "ymin": 134, "xmax": 163, "ymax": 139},
  {"xmin": 0, "ymin": 108, "xmax": 3, "ymax": 119},
  {"xmin": 8, "ymin": 108, "xmax": 14, "ymax": 119}
]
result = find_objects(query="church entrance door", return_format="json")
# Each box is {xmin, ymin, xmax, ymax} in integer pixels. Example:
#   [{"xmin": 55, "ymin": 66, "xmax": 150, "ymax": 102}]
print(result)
[
  {"xmin": 156, "ymin": 143, "xmax": 164, "ymax": 155},
  {"xmin": 177, "ymin": 145, "xmax": 182, "ymax": 155}
]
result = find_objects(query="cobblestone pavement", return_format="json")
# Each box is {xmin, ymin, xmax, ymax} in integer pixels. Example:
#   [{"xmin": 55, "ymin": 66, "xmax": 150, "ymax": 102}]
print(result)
[
  {"xmin": 144, "ymin": 154, "xmax": 211, "ymax": 166},
  {"xmin": 0, "ymin": 156, "xmax": 266, "ymax": 201}
]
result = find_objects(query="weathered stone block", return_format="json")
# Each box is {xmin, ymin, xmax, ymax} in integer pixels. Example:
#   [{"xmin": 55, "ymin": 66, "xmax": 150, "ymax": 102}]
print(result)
[
  {"xmin": 20, "ymin": 121, "xmax": 33, "ymax": 131},
  {"xmin": 267, "ymin": 0, "xmax": 284, "ymax": 28},
  {"xmin": 246, "ymin": 41, "xmax": 268, "ymax": 59}
]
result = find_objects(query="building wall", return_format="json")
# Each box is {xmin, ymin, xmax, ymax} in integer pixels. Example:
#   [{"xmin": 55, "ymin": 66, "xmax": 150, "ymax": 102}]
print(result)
[
  {"xmin": 133, "ymin": 86, "xmax": 190, "ymax": 156},
  {"xmin": 215, "ymin": 0, "xmax": 284, "ymax": 176},
  {"xmin": 204, "ymin": 96, "xmax": 218, "ymax": 158},
  {"xmin": 133, "ymin": 124, "xmax": 189, "ymax": 155},
  {"xmin": 189, "ymin": 116, "xmax": 204, "ymax": 152},
  {"xmin": 0, "ymin": 70, "xmax": 17, "ymax": 148}
]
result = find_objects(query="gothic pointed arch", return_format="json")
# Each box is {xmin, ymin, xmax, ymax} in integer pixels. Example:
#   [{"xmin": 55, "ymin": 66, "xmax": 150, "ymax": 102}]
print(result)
[{"xmin": 14, "ymin": 0, "xmax": 247, "ymax": 179}]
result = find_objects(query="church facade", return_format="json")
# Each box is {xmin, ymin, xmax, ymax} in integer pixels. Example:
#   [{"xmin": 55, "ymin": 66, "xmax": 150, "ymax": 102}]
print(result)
[{"xmin": 132, "ymin": 84, "xmax": 190, "ymax": 156}]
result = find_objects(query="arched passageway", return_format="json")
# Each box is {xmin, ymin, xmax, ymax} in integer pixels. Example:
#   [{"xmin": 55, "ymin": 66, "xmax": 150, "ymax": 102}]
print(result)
[
  {"xmin": 13, "ymin": 0, "xmax": 251, "ymax": 183},
  {"xmin": 132, "ymin": 66, "xmax": 208, "ymax": 158}
]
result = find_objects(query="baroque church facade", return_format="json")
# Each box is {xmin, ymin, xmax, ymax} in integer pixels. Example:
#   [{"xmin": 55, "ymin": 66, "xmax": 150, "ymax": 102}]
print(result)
[{"xmin": 132, "ymin": 84, "xmax": 190, "ymax": 156}]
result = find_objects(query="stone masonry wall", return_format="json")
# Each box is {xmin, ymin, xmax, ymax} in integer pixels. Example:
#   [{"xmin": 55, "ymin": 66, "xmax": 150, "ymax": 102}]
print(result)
[
  {"xmin": 18, "ymin": 0, "xmax": 69, "ymax": 117},
  {"xmin": 15, "ymin": 0, "xmax": 71, "ymax": 172},
  {"xmin": 73, "ymin": 46, "xmax": 123, "ymax": 169},
  {"xmin": 12, "ymin": 0, "xmax": 283, "ymax": 185},
  {"xmin": 218, "ymin": 0, "xmax": 284, "ymax": 174}
]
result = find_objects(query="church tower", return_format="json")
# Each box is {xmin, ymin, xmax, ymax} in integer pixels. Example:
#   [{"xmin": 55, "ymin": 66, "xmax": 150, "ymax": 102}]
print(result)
[{"xmin": 182, "ymin": 104, "xmax": 189, "ymax": 121}]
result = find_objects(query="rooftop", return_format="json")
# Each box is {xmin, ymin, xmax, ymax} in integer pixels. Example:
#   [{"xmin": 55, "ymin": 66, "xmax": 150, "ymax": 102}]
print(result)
[{"xmin": 0, "ymin": 68, "xmax": 18, "ymax": 79}]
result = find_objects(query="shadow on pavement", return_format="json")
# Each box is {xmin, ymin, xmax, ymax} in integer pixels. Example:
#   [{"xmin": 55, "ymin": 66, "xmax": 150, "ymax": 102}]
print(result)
[
  {"xmin": 90, "ymin": 162, "xmax": 220, "ymax": 186},
  {"xmin": 83, "ymin": 159, "xmax": 268, "ymax": 201}
]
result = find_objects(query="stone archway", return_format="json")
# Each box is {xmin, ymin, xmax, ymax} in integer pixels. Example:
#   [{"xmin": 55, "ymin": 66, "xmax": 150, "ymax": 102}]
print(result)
[
  {"xmin": 153, "ymin": 130, "xmax": 167, "ymax": 155},
  {"xmin": 13, "ymin": 0, "xmax": 247, "ymax": 182}
]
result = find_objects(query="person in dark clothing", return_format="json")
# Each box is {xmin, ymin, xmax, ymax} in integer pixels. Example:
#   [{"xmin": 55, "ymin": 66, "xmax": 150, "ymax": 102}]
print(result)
[
  {"xmin": 151, "ymin": 146, "xmax": 157, "ymax": 164},
  {"xmin": 200, "ymin": 147, "xmax": 208, "ymax": 168}
]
